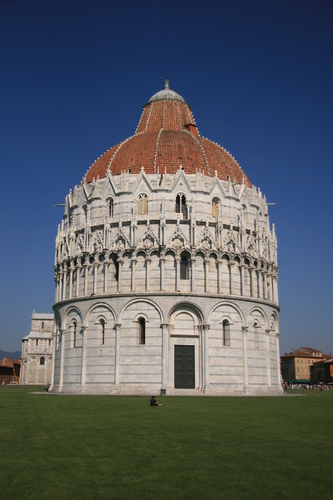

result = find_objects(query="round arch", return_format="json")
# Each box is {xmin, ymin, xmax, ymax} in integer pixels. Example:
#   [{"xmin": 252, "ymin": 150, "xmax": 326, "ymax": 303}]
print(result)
[
  {"xmin": 246, "ymin": 306, "xmax": 268, "ymax": 330},
  {"xmin": 86, "ymin": 302, "xmax": 116, "ymax": 326},
  {"xmin": 117, "ymin": 297, "xmax": 164, "ymax": 325},
  {"xmin": 62, "ymin": 306, "xmax": 83, "ymax": 330},
  {"xmin": 208, "ymin": 301, "xmax": 245, "ymax": 326}
]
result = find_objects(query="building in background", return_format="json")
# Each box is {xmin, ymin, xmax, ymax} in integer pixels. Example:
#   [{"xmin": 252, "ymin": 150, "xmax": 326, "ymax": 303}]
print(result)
[
  {"xmin": 52, "ymin": 81, "xmax": 281, "ymax": 395},
  {"xmin": 0, "ymin": 358, "xmax": 20, "ymax": 384},
  {"xmin": 310, "ymin": 358, "xmax": 333, "ymax": 385},
  {"xmin": 20, "ymin": 310, "xmax": 54, "ymax": 385},
  {"xmin": 281, "ymin": 347, "xmax": 332, "ymax": 383}
]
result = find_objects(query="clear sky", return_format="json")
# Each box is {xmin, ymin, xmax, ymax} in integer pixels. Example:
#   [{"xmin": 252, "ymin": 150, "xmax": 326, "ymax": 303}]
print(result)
[{"xmin": 1, "ymin": 0, "xmax": 332, "ymax": 355}]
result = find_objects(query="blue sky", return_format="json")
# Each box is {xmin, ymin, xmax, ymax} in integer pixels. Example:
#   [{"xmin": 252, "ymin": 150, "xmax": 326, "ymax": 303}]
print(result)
[{"xmin": 1, "ymin": 0, "xmax": 332, "ymax": 355}]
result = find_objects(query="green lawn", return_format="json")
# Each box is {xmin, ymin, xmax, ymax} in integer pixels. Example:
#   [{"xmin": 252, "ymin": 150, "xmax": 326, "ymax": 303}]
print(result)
[{"xmin": 0, "ymin": 386, "xmax": 332, "ymax": 499}]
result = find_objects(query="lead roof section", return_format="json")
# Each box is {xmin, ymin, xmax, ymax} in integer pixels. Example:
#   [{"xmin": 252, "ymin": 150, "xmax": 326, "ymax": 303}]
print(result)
[{"xmin": 84, "ymin": 95, "xmax": 251, "ymax": 187}]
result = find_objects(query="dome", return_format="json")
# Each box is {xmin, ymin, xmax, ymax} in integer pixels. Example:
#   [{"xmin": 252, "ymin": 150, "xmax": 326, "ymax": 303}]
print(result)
[
  {"xmin": 83, "ymin": 81, "xmax": 251, "ymax": 187},
  {"xmin": 52, "ymin": 80, "xmax": 280, "ymax": 397},
  {"xmin": 148, "ymin": 89, "xmax": 185, "ymax": 103}
]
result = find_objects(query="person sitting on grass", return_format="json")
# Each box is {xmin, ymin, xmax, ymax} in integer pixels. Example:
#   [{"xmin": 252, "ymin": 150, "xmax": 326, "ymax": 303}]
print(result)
[{"xmin": 150, "ymin": 396, "xmax": 162, "ymax": 406}]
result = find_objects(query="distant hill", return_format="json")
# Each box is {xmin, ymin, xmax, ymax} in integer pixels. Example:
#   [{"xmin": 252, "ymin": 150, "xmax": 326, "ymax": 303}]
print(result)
[{"xmin": 0, "ymin": 350, "xmax": 21, "ymax": 360}]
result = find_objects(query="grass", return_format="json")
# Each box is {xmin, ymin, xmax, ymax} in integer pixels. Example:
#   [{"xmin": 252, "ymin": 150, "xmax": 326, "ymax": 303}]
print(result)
[{"xmin": 0, "ymin": 386, "xmax": 332, "ymax": 499}]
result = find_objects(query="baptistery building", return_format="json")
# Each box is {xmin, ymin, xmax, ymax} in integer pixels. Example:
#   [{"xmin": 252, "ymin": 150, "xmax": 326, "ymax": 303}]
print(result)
[{"xmin": 51, "ymin": 80, "xmax": 282, "ymax": 395}]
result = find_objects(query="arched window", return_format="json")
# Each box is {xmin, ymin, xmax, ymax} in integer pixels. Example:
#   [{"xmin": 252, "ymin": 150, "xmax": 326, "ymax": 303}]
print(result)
[
  {"xmin": 175, "ymin": 194, "xmax": 188, "ymax": 219},
  {"xmin": 83, "ymin": 205, "xmax": 89, "ymax": 227},
  {"xmin": 41, "ymin": 322, "xmax": 44, "ymax": 329},
  {"xmin": 100, "ymin": 319, "xmax": 105, "ymax": 345},
  {"xmin": 253, "ymin": 321, "xmax": 260, "ymax": 349},
  {"xmin": 73, "ymin": 321, "xmax": 77, "ymax": 348},
  {"xmin": 108, "ymin": 199, "xmax": 114, "ymax": 218},
  {"xmin": 138, "ymin": 317, "xmax": 146, "ymax": 345},
  {"xmin": 180, "ymin": 253, "xmax": 190, "ymax": 280},
  {"xmin": 40, "ymin": 357, "xmax": 45, "ymax": 366},
  {"xmin": 110, "ymin": 255, "xmax": 119, "ymax": 282},
  {"xmin": 138, "ymin": 194, "xmax": 148, "ymax": 215},
  {"xmin": 212, "ymin": 197, "xmax": 220, "ymax": 217},
  {"xmin": 222, "ymin": 320, "xmax": 230, "ymax": 346}
]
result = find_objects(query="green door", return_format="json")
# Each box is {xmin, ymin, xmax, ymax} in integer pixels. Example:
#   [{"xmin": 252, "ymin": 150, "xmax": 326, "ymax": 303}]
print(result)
[{"xmin": 175, "ymin": 345, "xmax": 195, "ymax": 389}]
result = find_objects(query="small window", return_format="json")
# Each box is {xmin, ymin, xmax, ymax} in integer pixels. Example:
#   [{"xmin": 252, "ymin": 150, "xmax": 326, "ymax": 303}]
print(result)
[
  {"xmin": 180, "ymin": 254, "xmax": 190, "ymax": 280},
  {"xmin": 110, "ymin": 255, "xmax": 119, "ymax": 282},
  {"xmin": 253, "ymin": 322, "xmax": 260, "ymax": 349},
  {"xmin": 212, "ymin": 197, "xmax": 220, "ymax": 217},
  {"xmin": 41, "ymin": 322, "xmax": 44, "ymax": 329},
  {"xmin": 108, "ymin": 199, "xmax": 114, "ymax": 218},
  {"xmin": 73, "ymin": 321, "xmax": 77, "ymax": 348},
  {"xmin": 100, "ymin": 319, "xmax": 105, "ymax": 345},
  {"xmin": 175, "ymin": 194, "xmax": 188, "ymax": 218},
  {"xmin": 36, "ymin": 339, "xmax": 39, "ymax": 346},
  {"xmin": 48, "ymin": 339, "xmax": 51, "ymax": 347},
  {"xmin": 138, "ymin": 317, "xmax": 146, "ymax": 345},
  {"xmin": 40, "ymin": 357, "xmax": 45, "ymax": 366},
  {"xmin": 222, "ymin": 320, "xmax": 230, "ymax": 346},
  {"xmin": 138, "ymin": 194, "xmax": 148, "ymax": 215}
]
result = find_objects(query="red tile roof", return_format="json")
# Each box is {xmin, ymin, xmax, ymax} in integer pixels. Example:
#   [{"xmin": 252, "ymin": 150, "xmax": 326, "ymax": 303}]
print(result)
[{"xmin": 83, "ymin": 91, "xmax": 251, "ymax": 187}]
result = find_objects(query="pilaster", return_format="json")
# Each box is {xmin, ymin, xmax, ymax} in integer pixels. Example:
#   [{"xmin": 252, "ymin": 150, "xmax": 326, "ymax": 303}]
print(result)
[
  {"xmin": 242, "ymin": 326, "xmax": 248, "ymax": 391},
  {"xmin": 265, "ymin": 329, "xmax": 271, "ymax": 387},
  {"xmin": 114, "ymin": 323, "xmax": 122, "ymax": 385},
  {"xmin": 161, "ymin": 323, "xmax": 169, "ymax": 389}
]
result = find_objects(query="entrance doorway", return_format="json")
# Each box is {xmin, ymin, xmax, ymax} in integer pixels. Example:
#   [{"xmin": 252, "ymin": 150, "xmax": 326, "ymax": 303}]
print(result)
[{"xmin": 174, "ymin": 345, "xmax": 195, "ymax": 389}]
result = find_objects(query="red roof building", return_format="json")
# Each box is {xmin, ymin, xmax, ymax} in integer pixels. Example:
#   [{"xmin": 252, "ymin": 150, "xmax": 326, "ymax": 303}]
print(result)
[
  {"xmin": 281, "ymin": 348, "xmax": 332, "ymax": 383},
  {"xmin": 0, "ymin": 357, "xmax": 20, "ymax": 384}
]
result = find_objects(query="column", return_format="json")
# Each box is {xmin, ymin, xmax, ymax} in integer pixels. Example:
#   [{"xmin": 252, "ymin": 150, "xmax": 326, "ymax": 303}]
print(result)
[
  {"xmin": 117, "ymin": 259, "xmax": 123, "ymax": 293},
  {"xmin": 218, "ymin": 259, "xmax": 223, "ymax": 294},
  {"xmin": 114, "ymin": 323, "xmax": 121, "ymax": 385},
  {"xmin": 93, "ymin": 264, "xmax": 97, "ymax": 294},
  {"xmin": 267, "ymin": 274, "xmax": 274, "ymax": 302},
  {"xmin": 76, "ymin": 263, "xmax": 81, "ymax": 297},
  {"xmin": 62, "ymin": 268, "xmax": 67, "ymax": 301},
  {"xmin": 104, "ymin": 261, "xmax": 108, "ymax": 294},
  {"xmin": 274, "ymin": 276, "xmax": 279, "ymax": 305},
  {"xmin": 263, "ymin": 272, "xmax": 267, "ymax": 300},
  {"xmin": 204, "ymin": 258, "xmax": 210, "ymax": 293},
  {"xmin": 81, "ymin": 326, "xmax": 87, "ymax": 387},
  {"xmin": 161, "ymin": 323, "xmax": 169, "ymax": 389},
  {"xmin": 84, "ymin": 263, "xmax": 88, "ymax": 296},
  {"xmin": 228, "ymin": 262, "xmax": 234, "ymax": 294},
  {"xmin": 175, "ymin": 256, "xmax": 180, "ymax": 292},
  {"xmin": 266, "ymin": 329, "xmax": 271, "ymax": 388},
  {"xmin": 249, "ymin": 267, "xmax": 255, "ymax": 298},
  {"xmin": 202, "ymin": 325, "xmax": 210, "ymax": 391},
  {"xmin": 54, "ymin": 276, "xmax": 58, "ymax": 303},
  {"xmin": 69, "ymin": 262, "xmax": 74, "ymax": 299},
  {"xmin": 258, "ymin": 270, "xmax": 262, "ymax": 299},
  {"xmin": 242, "ymin": 327, "xmax": 248, "ymax": 391},
  {"xmin": 131, "ymin": 257, "xmax": 137, "ymax": 291},
  {"xmin": 160, "ymin": 256, "xmax": 165, "ymax": 291},
  {"xmin": 145, "ymin": 256, "xmax": 151, "ymax": 291},
  {"xmin": 191, "ymin": 257, "xmax": 196, "ymax": 292},
  {"xmin": 240, "ymin": 264, "xmax": 245, "ymax": 296},
  {"xmin": 59, "ymin": 330, "xmax": 65, "ymax": 391},
  {"xmin": 59, "ymin": 271, "xmax": 63, "ymax": 302}
]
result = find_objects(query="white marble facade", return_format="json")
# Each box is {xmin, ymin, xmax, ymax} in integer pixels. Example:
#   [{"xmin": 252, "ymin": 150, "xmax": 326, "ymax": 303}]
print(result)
[
  {"xmin": 20, "ymin": 311, "xmax": 54, "ymax": 385},
  {"xmin": 51, "ymin": 85, "xmax": 282, "ymax": 395}
]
